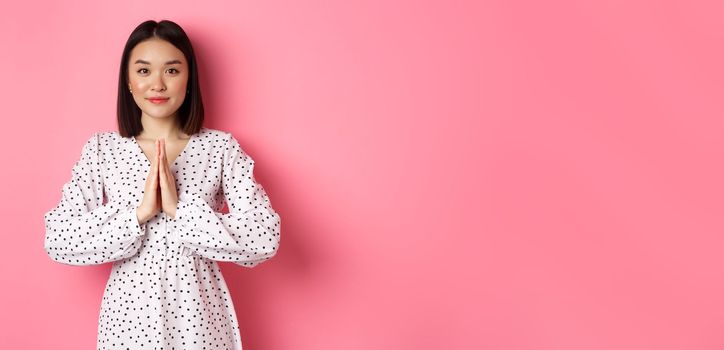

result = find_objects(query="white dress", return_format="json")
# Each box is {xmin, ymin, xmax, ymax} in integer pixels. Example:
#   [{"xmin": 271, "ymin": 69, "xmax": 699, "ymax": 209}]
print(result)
[{"xmin": 43, "ymin": 127, "xmax": 281, "ymax": 350}]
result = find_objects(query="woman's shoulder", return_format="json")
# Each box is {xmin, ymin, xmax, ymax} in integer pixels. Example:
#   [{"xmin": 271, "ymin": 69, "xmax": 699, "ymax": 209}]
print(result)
[
  {"xmin": 196, "ymin": 127, "xmax": 239, "ymax": 146},
  {"xmin": 196, "ymin": 127, "xmax": 230, "ymax": 139},
  {"xmin": 196, "ymin": 128, "xmax": 251, "ymax": 157},
  {"xmin": 93, "ymin": 129, "xmax": 128, "ymax": 146},
  {"xmin": 77, "ymin": 129, "xmax": 118, "ymax": 147}
]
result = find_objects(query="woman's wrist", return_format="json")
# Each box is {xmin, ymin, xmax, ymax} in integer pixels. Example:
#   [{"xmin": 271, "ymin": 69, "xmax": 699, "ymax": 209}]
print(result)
[{"xmin": 135, "ymin": 207, "xmax": 150, "ymax": 225}]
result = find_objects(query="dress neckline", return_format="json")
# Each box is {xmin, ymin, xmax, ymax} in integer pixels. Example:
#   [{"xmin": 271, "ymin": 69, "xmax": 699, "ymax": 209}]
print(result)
[{"xmin": 130, "ymin": 130, "xmax": 198, "ymax": 168}]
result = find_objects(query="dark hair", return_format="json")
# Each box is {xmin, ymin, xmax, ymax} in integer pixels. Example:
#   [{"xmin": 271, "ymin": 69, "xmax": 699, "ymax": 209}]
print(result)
[{"xmin": 117, "ymin": 20, "xmax": 204, "ymax": 137}]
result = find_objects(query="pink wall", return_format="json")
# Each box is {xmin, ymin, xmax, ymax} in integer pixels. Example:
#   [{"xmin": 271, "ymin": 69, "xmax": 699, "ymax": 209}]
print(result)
[{"xmin": 2, "ymin": 0, "xmax": 722, "ymax": 349}]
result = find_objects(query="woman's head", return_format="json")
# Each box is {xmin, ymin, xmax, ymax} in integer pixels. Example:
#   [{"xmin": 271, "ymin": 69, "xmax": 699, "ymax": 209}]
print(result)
[{"xmin": 117, "ymin": 20, "xmax": 204, "ymax": 137}]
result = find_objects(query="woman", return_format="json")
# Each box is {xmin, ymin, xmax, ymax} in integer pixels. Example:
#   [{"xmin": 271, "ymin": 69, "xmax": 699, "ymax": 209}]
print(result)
[{"xmin": 43, "ymin": 19, "xmax": 281, "ymax": 350}]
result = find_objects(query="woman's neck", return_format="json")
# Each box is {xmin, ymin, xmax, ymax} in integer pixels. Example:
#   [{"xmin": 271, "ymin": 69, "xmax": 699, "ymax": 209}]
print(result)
[{"xmin": 138, "ymin": 113, "xmax": 186, "ymax": 139}]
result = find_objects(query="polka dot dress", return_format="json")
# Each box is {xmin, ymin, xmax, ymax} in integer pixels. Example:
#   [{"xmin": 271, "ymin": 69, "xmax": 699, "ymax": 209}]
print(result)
[{"xmin": 43, "ymin": 127, "xmax": 281, "ymax": 349}]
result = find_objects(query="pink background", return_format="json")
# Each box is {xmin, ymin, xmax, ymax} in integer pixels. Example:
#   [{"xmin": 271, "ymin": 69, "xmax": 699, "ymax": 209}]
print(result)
[{"xmin": 1, "ymin": 0, "xmax": 722, "ymax": 349}]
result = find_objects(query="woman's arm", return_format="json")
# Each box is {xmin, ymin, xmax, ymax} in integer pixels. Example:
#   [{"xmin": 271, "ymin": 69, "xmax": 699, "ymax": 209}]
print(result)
[
  {"xmin": 43, "ymin": 133, "xmax": 147, "ymax": 266},
  {"xmin": 168, "ymin": 132, "xmax": 281, "ymax": 267}
]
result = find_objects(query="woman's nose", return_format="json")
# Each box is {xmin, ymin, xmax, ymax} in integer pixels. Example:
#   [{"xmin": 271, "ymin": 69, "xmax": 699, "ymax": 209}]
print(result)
[{"xmin": 151, "ymin": 73, "xmax": 166, "ymax": 91}]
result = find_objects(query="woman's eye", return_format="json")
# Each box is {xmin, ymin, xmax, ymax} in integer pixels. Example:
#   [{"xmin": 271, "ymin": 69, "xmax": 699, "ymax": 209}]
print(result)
[{"xmin": 136, "ymin": 68, "xmax": 179, "ymax": 74}]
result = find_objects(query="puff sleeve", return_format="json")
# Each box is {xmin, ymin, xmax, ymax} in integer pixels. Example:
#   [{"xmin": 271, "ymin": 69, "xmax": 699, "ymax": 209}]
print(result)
[
  {"xmin": 43, "ymin": 132, "xmax": 148, "ymax": 266},
  {"xmin": 168, "ymin": 133, "xmax": 281, "ymax": 268}
]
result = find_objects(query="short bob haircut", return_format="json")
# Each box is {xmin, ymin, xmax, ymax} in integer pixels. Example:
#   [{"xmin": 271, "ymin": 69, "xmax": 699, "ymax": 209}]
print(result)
[{"xmin": 117, "ymin": 20, "xmax": 204, "ymax": 137}]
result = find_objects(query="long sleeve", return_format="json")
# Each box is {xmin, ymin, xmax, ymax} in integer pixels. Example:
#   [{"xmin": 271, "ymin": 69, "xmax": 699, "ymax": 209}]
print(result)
[
  {"xmin": 168, "ymin": 133, "xmax": 281, "ymax": 268},
  {"xmin": 43, "ymin": 132, "xmax": 148, "ymax": 266}
]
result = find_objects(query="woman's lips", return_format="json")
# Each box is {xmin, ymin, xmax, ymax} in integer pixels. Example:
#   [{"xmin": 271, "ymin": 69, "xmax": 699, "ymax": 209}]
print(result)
[{"xmin": 148, "ymin": 98, "xmax": 169, "ymax": 104}]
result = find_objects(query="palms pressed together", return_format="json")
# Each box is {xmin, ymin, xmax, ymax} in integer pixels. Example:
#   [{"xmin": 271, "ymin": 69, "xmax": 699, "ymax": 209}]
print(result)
[{"xmin": 137, "ymin": 139, "xmax": 180, "ymax": 224}]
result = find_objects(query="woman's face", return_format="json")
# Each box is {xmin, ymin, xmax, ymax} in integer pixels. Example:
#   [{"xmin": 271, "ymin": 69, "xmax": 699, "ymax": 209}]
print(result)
[{"xmin": 127, "ymin": 38, "xmax": 189, "ymax": 121}]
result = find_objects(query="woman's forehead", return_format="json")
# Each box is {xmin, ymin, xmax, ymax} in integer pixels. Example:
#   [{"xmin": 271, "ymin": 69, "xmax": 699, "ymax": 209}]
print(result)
[{"xmin": 130, "ymin": 39, "xmax": 185, "ymax": 64}]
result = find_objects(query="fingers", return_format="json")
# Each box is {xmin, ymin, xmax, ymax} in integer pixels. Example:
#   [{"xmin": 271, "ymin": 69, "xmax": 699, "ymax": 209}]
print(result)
[
  {"xmin": 159, "ymin": 139, "xmax": 167, "ymax": 188},
  {"xmin": 162, "ymin": 139, "xmax": 174, "ymax": 181},
  {"xmin": 161, "ymin": 139, "xmax": 168, "ymax": 174},
  {"xmin": 156, "ymin": 140, "xmax": 160, "ymax": 167},
  {"xmin": 151, "ymin": 140, "xmax": 159, "ymax": 184}
]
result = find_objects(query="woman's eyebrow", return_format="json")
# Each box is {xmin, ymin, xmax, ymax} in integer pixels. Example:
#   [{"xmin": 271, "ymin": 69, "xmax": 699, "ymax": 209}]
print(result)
[{"xmin": 133, "ymin": 59, "xmax": 183, "ymax": 65}]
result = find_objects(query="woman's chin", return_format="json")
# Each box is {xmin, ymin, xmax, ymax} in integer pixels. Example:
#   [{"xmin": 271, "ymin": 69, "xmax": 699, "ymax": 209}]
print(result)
[{"xmin": 144, "ymin": 111, "xmax": 178, "ymax": 120}]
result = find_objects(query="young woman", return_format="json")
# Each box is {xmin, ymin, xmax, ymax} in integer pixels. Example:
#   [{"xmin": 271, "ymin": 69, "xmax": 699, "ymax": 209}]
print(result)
[{"xmin": 43, "ymin": 19, "xmax": 281, "ymax": 350}]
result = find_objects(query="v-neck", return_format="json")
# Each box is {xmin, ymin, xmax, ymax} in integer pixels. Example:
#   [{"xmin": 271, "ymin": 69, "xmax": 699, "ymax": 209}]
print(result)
[{"xmin": 130, "ymin": 131, "xmax": 197, "ymax": 168}]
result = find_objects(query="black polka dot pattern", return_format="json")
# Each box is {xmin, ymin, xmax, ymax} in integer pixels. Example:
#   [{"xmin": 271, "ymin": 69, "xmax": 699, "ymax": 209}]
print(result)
[{"xmin": 43, "ymin": 127, "xmax": 281, "ymax": 349}]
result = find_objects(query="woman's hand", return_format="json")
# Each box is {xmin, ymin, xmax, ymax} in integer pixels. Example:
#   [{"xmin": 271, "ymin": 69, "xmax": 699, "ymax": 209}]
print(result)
[
  {"xmin": 158, "ymin": 139, "xmax": 180, "ymax": 219},
  {"xmin": 136, "ymin": 140, "xmax": 162, "ymax": 224}
]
